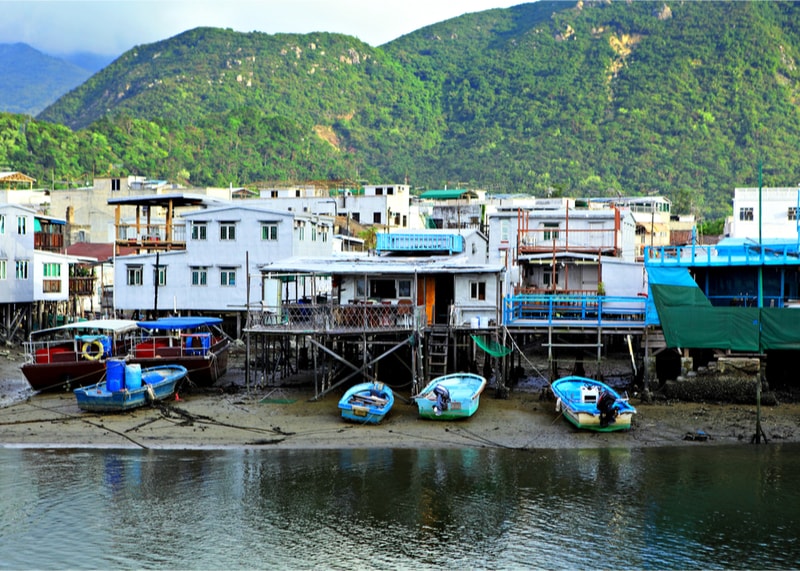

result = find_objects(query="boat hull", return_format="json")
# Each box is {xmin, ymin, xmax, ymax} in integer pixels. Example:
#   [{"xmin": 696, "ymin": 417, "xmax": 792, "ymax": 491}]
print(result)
[
  {"xmin": 415, "ymin": 373, "xmax": 487, "ymax": 420},
  {"xmin": 338, "ymin": 382, "xmax": 394, "ymax": 424},
  {"xmin": 131, "ymin": 346, "xmax": 228, "ymax": 386},
  {"xmin": 74, "ymin": 365, "xmax": 187, "ymax": 412},
  {"xmin": 21, "ymin": 319, "xmax": 140, "ymax": 392},
  {"xmin": 22, "ymin": 360, "xmax": 106, "ymax": 392},
  {"xmin": 551, "ymin": 376, "xmax": 637, "ymax": 432}
]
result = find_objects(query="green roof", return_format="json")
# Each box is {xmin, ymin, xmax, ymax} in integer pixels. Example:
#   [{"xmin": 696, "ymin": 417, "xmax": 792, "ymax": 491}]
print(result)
[{"xmin": 419, "ymin": 189, "xmax": 477, "ymax": 200}]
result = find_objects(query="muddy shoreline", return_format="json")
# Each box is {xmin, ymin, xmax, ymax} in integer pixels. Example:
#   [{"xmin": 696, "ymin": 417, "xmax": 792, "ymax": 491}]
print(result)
[{"xmin": 1, "ymin": 346, "xmax": 797, "ymax": 450}]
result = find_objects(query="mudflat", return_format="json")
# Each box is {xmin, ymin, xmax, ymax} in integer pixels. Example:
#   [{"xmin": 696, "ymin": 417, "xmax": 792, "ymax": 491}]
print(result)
[{"xmin": 1, "ymin": 347, "xmax": 797, "ymax": 450}]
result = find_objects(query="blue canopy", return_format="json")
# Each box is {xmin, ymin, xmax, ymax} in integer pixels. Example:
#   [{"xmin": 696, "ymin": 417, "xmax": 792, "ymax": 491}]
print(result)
[{"xmin": 136, "ymin": 317, "xmax": 222, "ymax": 330}]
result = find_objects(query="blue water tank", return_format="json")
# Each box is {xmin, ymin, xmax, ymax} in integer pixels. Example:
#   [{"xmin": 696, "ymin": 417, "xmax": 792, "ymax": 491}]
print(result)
[
  {"xmin": 125, "ymin": 364, "xmax": 142, "ymax": 390},
  {"xmin": 106, "ymin": 359, "xmax": 125, "ymax": 392}
]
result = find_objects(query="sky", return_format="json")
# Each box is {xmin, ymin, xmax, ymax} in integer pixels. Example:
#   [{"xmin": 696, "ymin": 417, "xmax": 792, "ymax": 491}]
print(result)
[{"xmin": 1, "ymin": 0, "xmax": 524, "ymax": 56}]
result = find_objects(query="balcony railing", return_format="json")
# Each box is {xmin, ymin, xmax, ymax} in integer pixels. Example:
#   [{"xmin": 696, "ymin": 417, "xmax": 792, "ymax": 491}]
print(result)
[
  {"xmin": 503, "ymin": 294, "xmax": 647, "ymax": 327},
  {"xmin": 115, "ymin": 223, "xmax": 187, "ymax": 250},
  {"xmin": 69, "ymin": 276, "xmax": 97, "ymax": 296},
  {"xmin": 245, "ymin": 302, "xmax": 420, "ymax": 333}
]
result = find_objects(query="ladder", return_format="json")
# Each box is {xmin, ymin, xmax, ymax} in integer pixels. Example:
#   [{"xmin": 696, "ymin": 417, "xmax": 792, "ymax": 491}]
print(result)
[{"xmin": 427, "ymin": 327, "xmax": 449, "ymax": 380}]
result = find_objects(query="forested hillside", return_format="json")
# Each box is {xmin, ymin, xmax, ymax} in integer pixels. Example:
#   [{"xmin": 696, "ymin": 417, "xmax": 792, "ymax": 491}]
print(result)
[{"xmin": 5, "ymin": 1, "xmax": 800, "ymax": 221}]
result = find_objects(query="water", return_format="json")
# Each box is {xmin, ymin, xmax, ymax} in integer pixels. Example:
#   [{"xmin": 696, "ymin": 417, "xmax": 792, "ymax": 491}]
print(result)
[{"xmin": 1, "ymin": 445, "xmax": 799, "ymax": 570}]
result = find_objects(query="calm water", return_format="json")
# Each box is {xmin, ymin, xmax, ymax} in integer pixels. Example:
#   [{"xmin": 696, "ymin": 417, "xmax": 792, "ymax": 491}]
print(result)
[{"xmin": 1, "ymin": 444, "xmax": 799, "ymax": 570}]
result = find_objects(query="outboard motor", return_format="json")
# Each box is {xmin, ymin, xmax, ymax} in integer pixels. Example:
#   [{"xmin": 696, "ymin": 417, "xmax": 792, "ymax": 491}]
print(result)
[
  {"xmin": 433, "ymin": 385, "xmax": 451, "ymax": 416},
  {"xmin": 597, "ymin": 390, "xmax": 618, "ymax": 428}
]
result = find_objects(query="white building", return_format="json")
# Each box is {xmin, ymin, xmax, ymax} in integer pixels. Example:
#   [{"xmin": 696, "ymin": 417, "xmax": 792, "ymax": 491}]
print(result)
[
  {"xmin": 487, "ymin": 202, "xmax": 642, "ymax": 297},
  {"xmin": 258, "ymin": 183, "xmax": 412, "ymax": 232},
  {"xmin": 731, "ymin": 187, "xmax": 800, "ymax": 240},
  {"xmin": 113, "ymin": 203, "xmax": 335, "ymax": 319}
]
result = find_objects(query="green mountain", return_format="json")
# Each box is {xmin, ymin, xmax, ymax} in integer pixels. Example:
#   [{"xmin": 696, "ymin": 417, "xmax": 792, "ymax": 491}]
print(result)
[
  {"xmin": 14, "ymin": 2, "xmax": 800, "ymax": 221},
  {"xmin": 0, "ymin": 43, "xmax": 93, "ymax": 115}
]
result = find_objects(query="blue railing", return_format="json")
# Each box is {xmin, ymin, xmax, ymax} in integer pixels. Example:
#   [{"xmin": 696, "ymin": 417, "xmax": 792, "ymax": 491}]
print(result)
[
  {"xmin": 503, "ymin": 294, "xmax": 647, "ymax": 326},
  {"xmin": 645, "ymin": 244, "xmax": 800, "ymax": 267},
  {"xmin": 376, "ymin": 232, "xmax": 464, "ymax": 254}
]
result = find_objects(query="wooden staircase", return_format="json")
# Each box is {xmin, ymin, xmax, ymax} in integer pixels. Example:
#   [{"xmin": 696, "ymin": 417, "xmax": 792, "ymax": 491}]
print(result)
[{"xmin": 427, "ymin": 327, "xmax": 449, "ymax": 380}]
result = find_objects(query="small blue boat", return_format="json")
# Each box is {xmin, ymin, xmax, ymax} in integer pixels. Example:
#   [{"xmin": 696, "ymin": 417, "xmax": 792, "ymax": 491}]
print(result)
[
  {"xmin": 338, "ymin": 381, "xmax": 394, "ymax": 424},
  {"xmin": 414, "ymin": 373, "xmax": 487, "ymax": 420},
  {"xmin": 74, "ymin": 364, "xmax": 188, "ymax": 413},
  {"xmin": 550, "ymin": 376, "xmax": 637, "ymax": 432}
]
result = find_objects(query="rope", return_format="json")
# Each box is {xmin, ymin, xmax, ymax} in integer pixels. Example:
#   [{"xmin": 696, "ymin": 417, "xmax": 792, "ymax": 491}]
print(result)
[{"xmin": 502, "ymin": 325, "xmax": 551, "ymax": 385}]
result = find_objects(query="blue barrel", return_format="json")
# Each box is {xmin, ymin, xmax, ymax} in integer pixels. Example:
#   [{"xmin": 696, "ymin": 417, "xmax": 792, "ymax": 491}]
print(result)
[
  {"xmin": 125, "ymin": 364, "xmax": 142, "ymax": 390},
  {"xmin": 106, "ymin": 359, "xmax": 125, "ymax": 392}
]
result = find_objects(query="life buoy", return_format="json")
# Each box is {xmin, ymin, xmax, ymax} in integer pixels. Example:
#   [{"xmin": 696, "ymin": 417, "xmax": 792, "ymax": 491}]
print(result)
[{"xmin": 82, "ymin": 339, "xmax": 105, "ymax": 361}]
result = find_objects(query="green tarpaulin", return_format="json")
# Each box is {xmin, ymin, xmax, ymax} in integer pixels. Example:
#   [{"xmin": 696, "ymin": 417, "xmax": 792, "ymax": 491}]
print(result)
[
  {"xmin": 648, "ymin": 266, "xmax": 800, "ymax": 351},
  {"xmin": 471, "ymin": 334, "xmax": 513, "ymax": 358}
]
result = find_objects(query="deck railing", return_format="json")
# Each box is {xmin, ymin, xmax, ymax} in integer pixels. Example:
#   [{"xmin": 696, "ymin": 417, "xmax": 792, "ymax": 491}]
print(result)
[
  {"xmin": 503, "ymin": 294, "xmax": 647, "ymax": 326},
  {"xmin": 245, "ymin": 302, "xmax": 421, "ymax": 333}
]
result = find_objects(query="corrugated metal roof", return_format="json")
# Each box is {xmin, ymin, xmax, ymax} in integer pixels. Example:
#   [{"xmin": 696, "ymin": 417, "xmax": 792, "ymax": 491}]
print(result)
[{"xmin": 259, "ymin": 254, "xmax": 504, "ymax": 276}]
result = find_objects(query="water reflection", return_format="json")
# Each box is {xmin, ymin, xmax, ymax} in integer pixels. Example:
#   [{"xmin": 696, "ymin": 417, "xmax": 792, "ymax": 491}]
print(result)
[{"xmin": 0, "ymin": 445, "xmax": 798, "ymax": 570}]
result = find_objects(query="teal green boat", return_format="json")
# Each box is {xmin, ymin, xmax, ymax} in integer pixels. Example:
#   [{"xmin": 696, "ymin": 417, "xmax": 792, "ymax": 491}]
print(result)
[{"xmin": 414, "ymin": 373, "xmax": 487, "ymax": 420}]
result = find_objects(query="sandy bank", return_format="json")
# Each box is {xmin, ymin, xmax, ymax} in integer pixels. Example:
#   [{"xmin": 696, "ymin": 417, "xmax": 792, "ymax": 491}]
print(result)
[{"xmin": 0, "ymin": 347, "xmax": 797, "ymax": 450}]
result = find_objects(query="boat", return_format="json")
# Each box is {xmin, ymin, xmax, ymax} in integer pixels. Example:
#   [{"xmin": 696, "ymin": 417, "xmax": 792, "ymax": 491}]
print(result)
[
  {"xmin": 550, "ymin": 376, "xmax": 637, "ymax": 432},
  {"xmin": 74, "ymin": 362, "xmax": 188, "ymax": 413},
  {"xmin": 131, "ymin": 317, "xmax": 230, "ymax": 386},
  {"xmin": 414, "ymin": 373, "xmax": 487, "ymax": 420},
  {"xmin": 21, "ymin": 319, "xmax": 140, "ymax": 392},
  {"xmin": 338, "ymin": 381, "xmax": 394, "ymax": 424}
]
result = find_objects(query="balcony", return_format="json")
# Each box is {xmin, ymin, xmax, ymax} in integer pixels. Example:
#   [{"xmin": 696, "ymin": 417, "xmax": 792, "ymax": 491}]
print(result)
[
  {"xmin": 34, "ymin": 231, "xmax": 64, "ymax": 252},
  {"xmin": 245, "ymin": 301, "xmax": 420, "ymax": 334},
  {"xmin": 115, "ymin": 223, "xmax": 187, "ymax": 251},
  {"xmin": 69, "ymin": 276, "xmax": 97, "ymax": 296}
]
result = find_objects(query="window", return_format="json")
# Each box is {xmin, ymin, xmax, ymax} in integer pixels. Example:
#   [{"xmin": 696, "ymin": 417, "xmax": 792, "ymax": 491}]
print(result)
[
  {"xmin": 398, "ymin": 280, "xmax": 411, "ymax": 297},
  {"xmin": 740, "ymin": 207, "xmax": 754, "ymax": 221},
  {"xmin": 261, "ymin": 223, "xmax": 278, "ymax": 241},
  {"xmin": 220, "ymin": 267, "xmax": 236, "ymax": 286},
  {"xmin": 543, "ymin": 268, "xmax": 559, "ymax": 287},
  {"xmin": 191, "ymin": 267, "xmax": 208, "ymax": 286},
  {"xmin": 43, "ymin": 263, "xmax": 61, "ymax": 277},
  {"xmin": 298, "ymin": 224, "xmax": 305, "ymax": 241},
  {"xmin": 16, "ymin": 216, "xmax": 26, "ymax": 235},
  {"xmin": 311, "ymin": 226, "xmax": 317, "ymax": 241},
  {"xmin": 220, "ymin": 222, "xmax": 236, "ymax": 240},
  {"xmin": 500, "ymin": 220, "xmax": 510, "ymax": 242},
  {"xmin": 351, "ymin": 213, "xmax": 360, "ymax": 223},
  {"xmin": 127, "ymin": 265, "xmax": 142, "ymax": 286},
  {"xmin": 270, "ymin": 190, "xmax": 278, "ymax": 198},
  {"xmin": 373, "ymin": 212, "xmax": 382, "ymax": 224},
  {"xmin": 0, "ymin": 260, "xmax": 6, "ymax": 280},
  {"xmin": 191, "ymin": 222, "xmax": 207, "ymax": 240},
  {"xmin": 0, "ymin": 215, "xmax": 4, "ymax": 234},
  {"xmin": 470, "ymin": 281, "xmax": 486, "ymax": 301},
  {"xmin": 789, "ymin": 207, "xmax": 797, "ymax": 221},
  {"xmin": 543, "ymin": 222, "xmax": 560, "ymax": 241},
  {"xmin": 111, "ymin": 178, "xmax": 121, "ymax": 191},
  {"xmin": 15, "ymin": 260, "xmax": 28, "ymax": 280},
  {"xmin": 375, "ymin": 188, "xmax": 383, "ymax": 196},
  {"xmin": 154, "ymin": 265, "xmax": 167, "ymax": 287}
]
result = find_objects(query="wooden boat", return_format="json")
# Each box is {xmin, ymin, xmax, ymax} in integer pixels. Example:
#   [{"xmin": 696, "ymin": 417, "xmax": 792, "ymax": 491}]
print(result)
[
  {"xmin": 132, "ymin": 317, "xmax": 230, "ymax": 386},
  {"xmin": 74, "ymin": 363, "xmax": 188, "ymax": 412},
  {"xmin": 338, "ymin": 381, "xmax": 394, "ymax": 424},
  {"xmin": 550, "ymin": 376, "xmax": 637, "ymax": 432},
  {"xmin": 21, "ymin": 319, "xmax": 140, "ymax": 392},
  {"xmin": 414, "ymin": 373, "xmax": 487, "ymax": 420}
]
